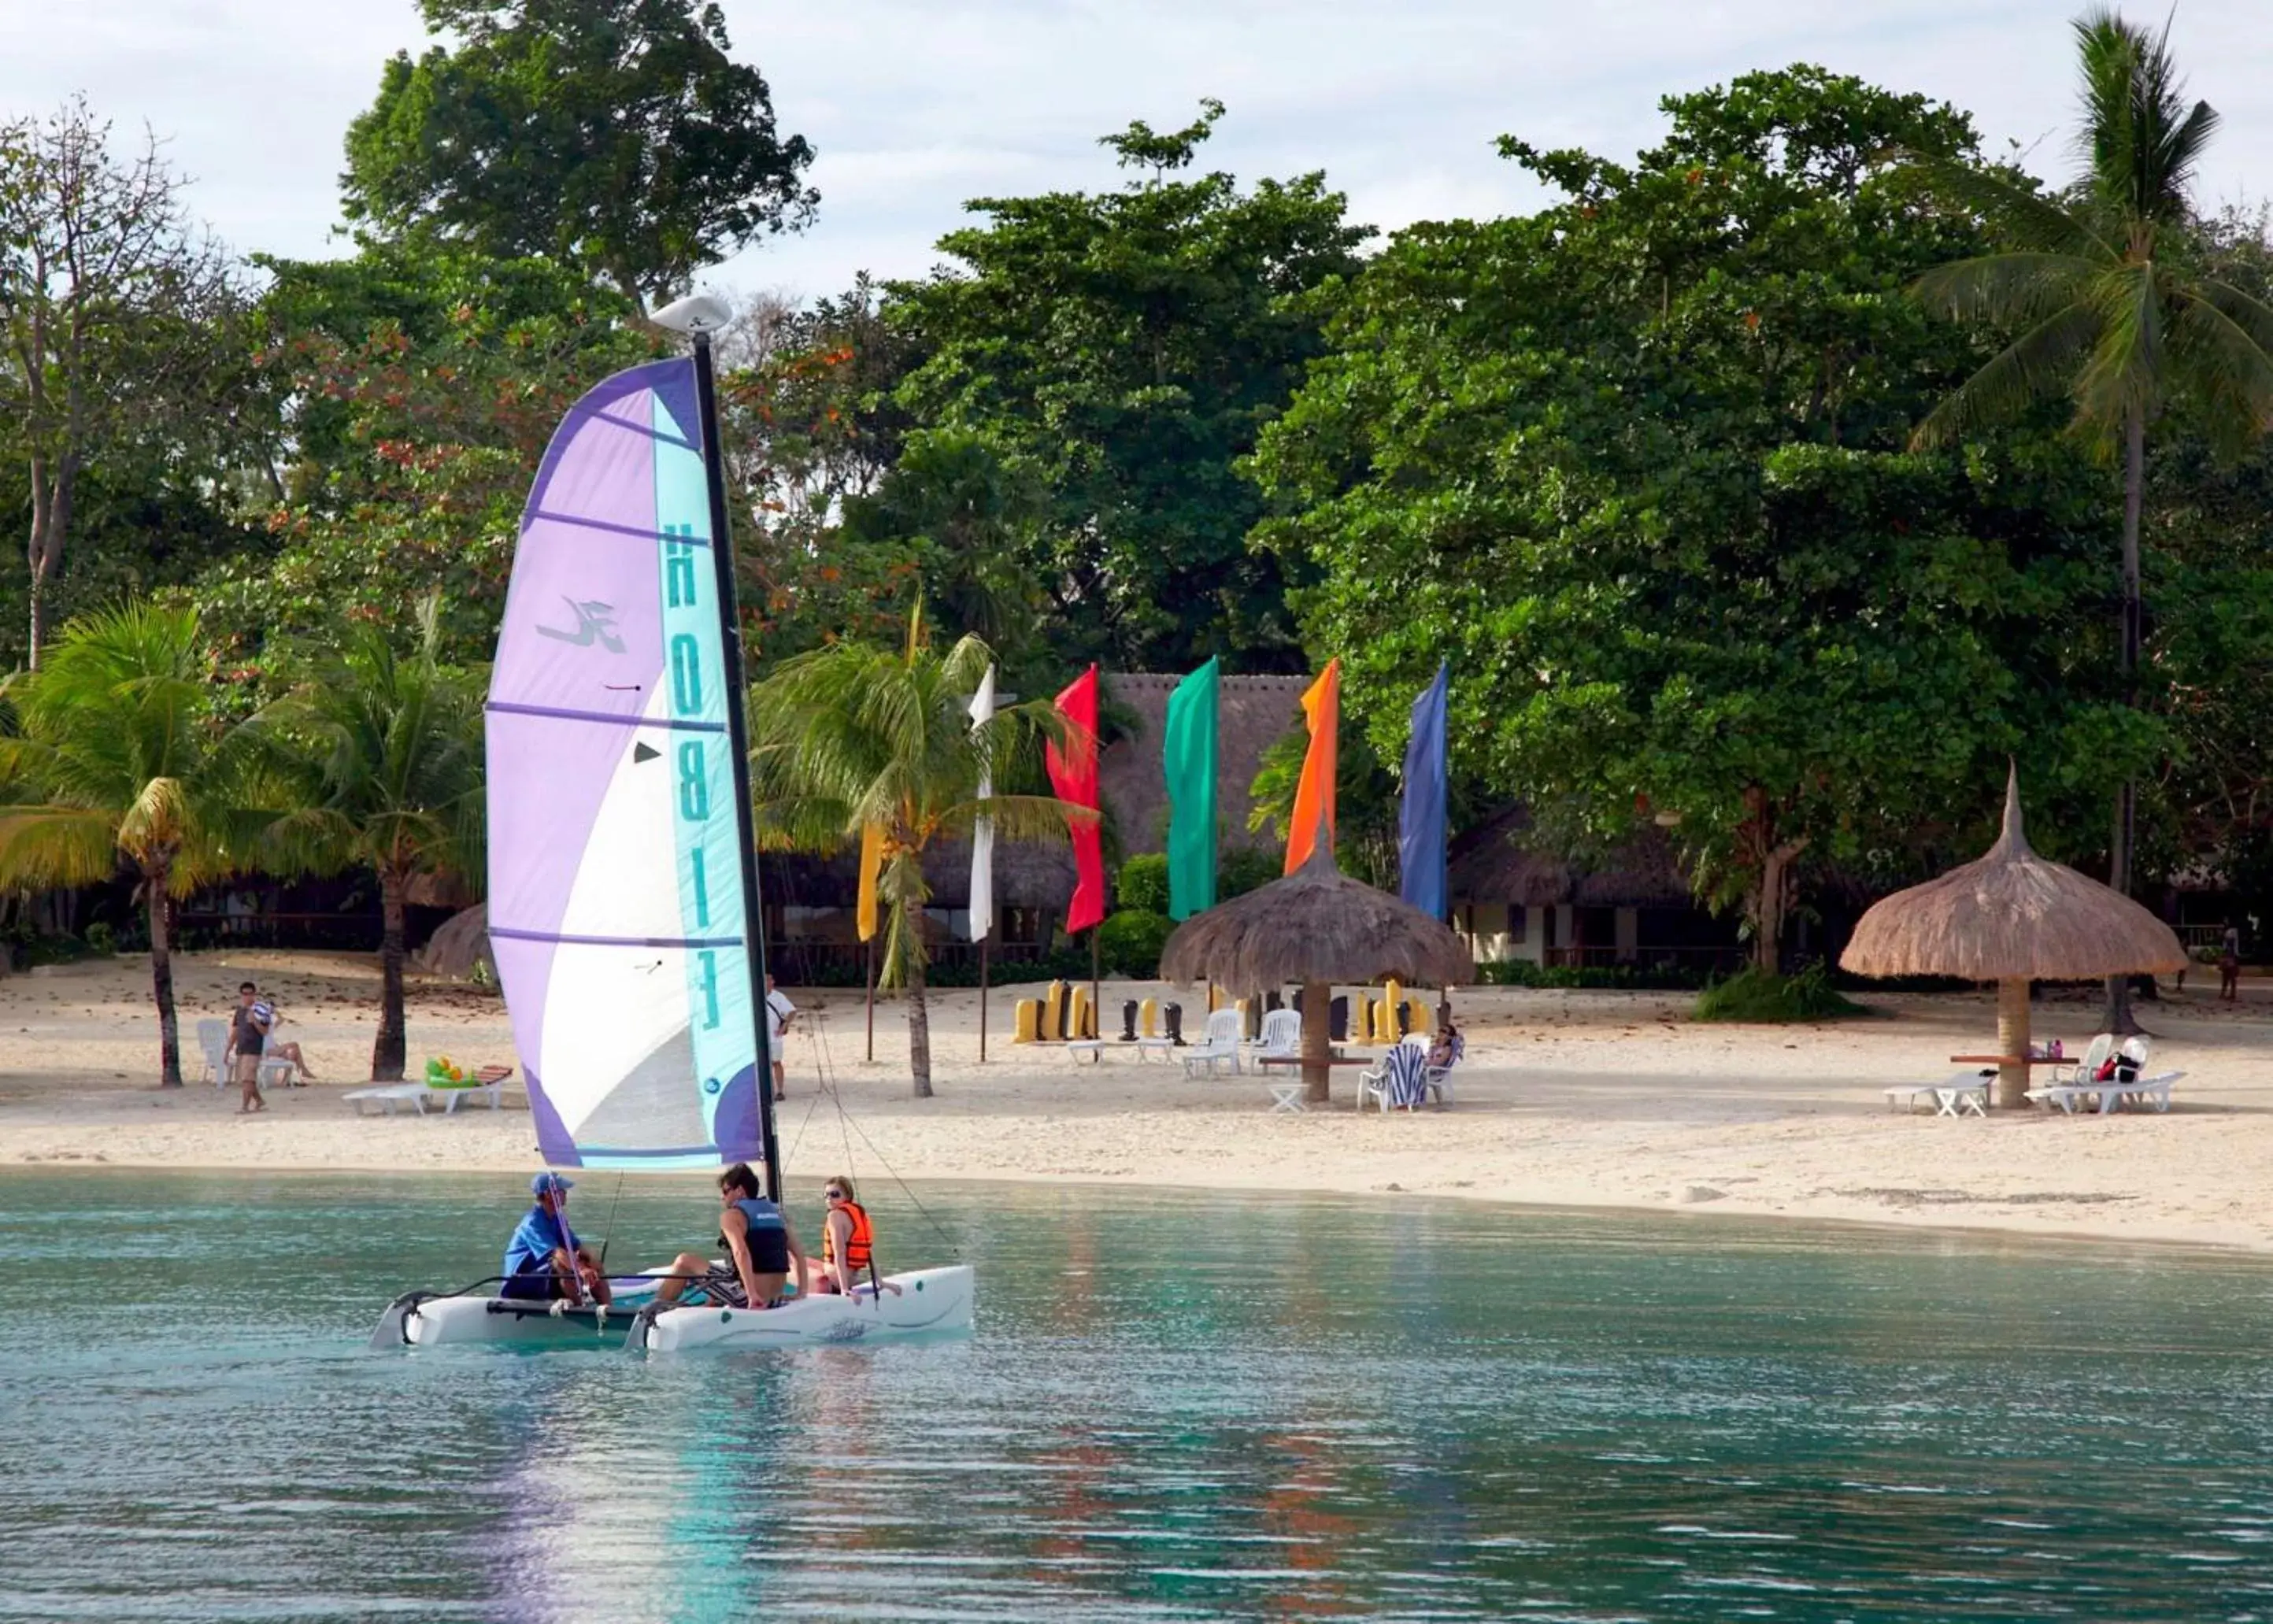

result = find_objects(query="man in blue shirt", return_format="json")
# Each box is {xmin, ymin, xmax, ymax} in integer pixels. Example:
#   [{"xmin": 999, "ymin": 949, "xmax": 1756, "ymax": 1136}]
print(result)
[{"xmin": 500, "ymin": 1173, "xmax": 612, "ymax": 1304}]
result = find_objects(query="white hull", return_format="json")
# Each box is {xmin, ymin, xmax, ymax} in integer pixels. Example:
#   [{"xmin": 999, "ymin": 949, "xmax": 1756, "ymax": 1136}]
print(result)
[
  {"xmin": 372, "ymin": 1265, "xmax": 974, "ymax": 1352},
  {"xmin": 637, "ymin": 1265, "xmax": 974, "ymax": 1351}
]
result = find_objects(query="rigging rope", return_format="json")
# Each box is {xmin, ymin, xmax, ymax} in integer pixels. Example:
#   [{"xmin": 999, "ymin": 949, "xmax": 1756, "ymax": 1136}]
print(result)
[{"xmin": 805, "ymin": 1002, "xmax": 960, "ymax": 1257}]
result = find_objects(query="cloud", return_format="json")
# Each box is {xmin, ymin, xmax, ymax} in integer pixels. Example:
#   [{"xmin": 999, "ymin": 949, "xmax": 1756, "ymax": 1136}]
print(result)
[{"xmin": 0, "ymin": 0, "xmax": 2266, "ymax": 300}]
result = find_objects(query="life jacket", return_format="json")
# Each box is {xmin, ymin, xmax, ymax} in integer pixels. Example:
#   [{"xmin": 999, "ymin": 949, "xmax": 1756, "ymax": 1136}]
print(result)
[
  {"xmin": 721, "ymin": 1197, "xmax": 790, "ymax": 1273},
  {"xmin": 823, "ymin": 1200, "xmax": 874, "ymax": 1273}
]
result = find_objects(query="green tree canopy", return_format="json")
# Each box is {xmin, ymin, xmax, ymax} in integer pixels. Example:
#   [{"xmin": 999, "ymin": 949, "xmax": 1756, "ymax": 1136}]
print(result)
[
  {"xmin": 342, "ymin": 0, "xmax": 817, "ymax": 309},
  {"xmin": 887, "ymin": 102, "xmax": 1372, "ymax": 673},
  {"xmin": 1251, "ymin": 66, "xmax": 2123, "ymax": 967}
]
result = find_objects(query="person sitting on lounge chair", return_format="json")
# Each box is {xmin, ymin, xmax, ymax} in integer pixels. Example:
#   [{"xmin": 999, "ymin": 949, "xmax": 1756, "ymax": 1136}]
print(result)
[
  {"xmin": 653, "ymin": 1163, "xmax": 809, "ymax": 1310},
  {"xmin": 500, "ymin": 1172, "xmax": 610, "ymax": 1304},
  {"xmin": 1427, "ymin": 1017, "xmax": 1465, "ymax": 1073}
]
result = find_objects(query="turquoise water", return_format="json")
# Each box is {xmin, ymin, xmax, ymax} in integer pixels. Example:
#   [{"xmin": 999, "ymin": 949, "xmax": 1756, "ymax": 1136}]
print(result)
[{"xmin": 2, "ymin": 1172, "xmax": 2271, "ymax": 1621}]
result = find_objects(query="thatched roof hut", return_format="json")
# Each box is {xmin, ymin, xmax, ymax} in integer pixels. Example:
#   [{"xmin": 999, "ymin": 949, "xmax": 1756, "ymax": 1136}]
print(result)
[
  {"xmin": 1840, "ymin": 771, "xmax": 2184, "ymax": 1106},
  {"xmin": 1161, "ymin": 849, "xmax": 1473, "ymax": 1101}
]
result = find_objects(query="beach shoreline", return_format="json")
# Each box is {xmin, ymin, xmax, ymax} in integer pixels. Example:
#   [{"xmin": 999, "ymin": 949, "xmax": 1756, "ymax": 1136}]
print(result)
[{"xmin": 6, "ymin": 949, "xmax": 2273, "ymax": 1255}]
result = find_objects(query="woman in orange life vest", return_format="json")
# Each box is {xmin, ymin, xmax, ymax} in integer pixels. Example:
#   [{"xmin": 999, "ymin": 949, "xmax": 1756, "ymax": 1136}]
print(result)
[{"xmin": 811, "ymin": 1175, "xmax": 900, "ymax": 1297}]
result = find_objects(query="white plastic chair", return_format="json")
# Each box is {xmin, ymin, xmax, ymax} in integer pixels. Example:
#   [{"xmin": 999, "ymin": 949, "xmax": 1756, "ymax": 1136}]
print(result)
[
  {"xmin": 1359, "ymin": 1040, "xmax": 1432, "ymax": 1112},
  {"xmin": 1182, "ymin": 1009, "xmax": 1245, "ymax": 1078},
  {"xmin": 1252, "ymin": 1008, "xmax": 1301, "ymax": 1064},
  {"xmin": 195, "ymin": 1019, "xmax": 228, "ymax": 1088}
]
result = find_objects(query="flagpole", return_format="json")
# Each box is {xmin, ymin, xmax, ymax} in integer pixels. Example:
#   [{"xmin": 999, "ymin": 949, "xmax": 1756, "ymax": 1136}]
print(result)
[
  {"xmin": 1089, "ymin": 925, "xmax": 1101, "ymax": 1040},
  {"xmin": 864, "ymin": 935, "xmax": 876, "ymax": 1063},
  {"xmin": 978, "ymin": 933, "xmax": 990, "ymax": 1062}
]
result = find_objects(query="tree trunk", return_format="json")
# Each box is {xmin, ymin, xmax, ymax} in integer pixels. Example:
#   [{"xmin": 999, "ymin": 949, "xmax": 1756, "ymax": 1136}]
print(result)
[
  {"xmin": 372, "ymin": 870, "xmax": 408, "ymax": 1081},
  {"xmin": 2102, "ymin": 409, "xmax": 2146, "ymax": 1035},
  {"xmin": 1748, "ymin": 839, "xmax": 1807, "ymax": 975},
  {"xmin": 1994, "ymin": 976, "xmax": 2031, "ymax": 1111},
  {"xmin": 1302, "ymin": 978, "xmax": 1331, "ymax": 1104},
  {"xmin": 905, "ymin": 944, "xmax": 934, "ymax": 1098},
  {"xmin": 149, "ymin": 865, "xmax": 182, "ymax": 1087}
]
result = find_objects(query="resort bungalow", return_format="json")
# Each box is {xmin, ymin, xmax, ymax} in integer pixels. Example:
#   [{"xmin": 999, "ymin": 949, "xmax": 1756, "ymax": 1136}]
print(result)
[{"xmin": 1447, "ymin": 805, "xmax": 1743, "ymax": 974}]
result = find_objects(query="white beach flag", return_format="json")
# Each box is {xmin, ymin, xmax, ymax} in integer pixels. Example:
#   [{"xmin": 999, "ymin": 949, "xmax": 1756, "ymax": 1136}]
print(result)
[{"xmin": 968, "ymin": 663, "xmax": 997, "ymax": 942}]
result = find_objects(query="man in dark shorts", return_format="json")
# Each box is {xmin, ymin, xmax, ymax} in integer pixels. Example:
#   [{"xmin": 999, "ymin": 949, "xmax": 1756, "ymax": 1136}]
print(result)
[
  {"xmin": 499, "ymin": 1173, "xmax": 611, "ymax": 1304},
  {"xmin": 225, "ymin": 982, "xmax": 272, "ymax": 1114},
  {"xmin": 653, "ymin": 1163, "xmax": 809, "ymax": 1309}
]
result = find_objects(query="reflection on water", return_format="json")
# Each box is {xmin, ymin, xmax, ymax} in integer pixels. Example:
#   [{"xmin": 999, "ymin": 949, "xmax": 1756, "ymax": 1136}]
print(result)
[{"xmin": 3, "ymin": 1170, "xmax": 2273, "ymax": 1620}]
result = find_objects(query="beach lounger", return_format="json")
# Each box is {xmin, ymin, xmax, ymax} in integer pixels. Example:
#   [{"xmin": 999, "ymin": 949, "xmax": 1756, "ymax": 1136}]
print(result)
[
  {"xmin": 344, "ymin": 1082, "xmax": 428, "ymax": 1117},
  {"xmin": 423, "ymin": 1064, "xmax": 514, "ymax": 1112},
  {"xmin": 1884, "ymin": 1072, "xmax": 1990, "ymax": 1117},
  {"xmin": 2046, "ymin": 1034, "xmax": 2114, "ymax": 1087},
  {"xmin": 1183, "ymin": 1011, "xmax": 1244, "ymax": 1078},
  {"xmin": 2027, "ymin": 1069, "xmax": 2184, "ymax": 1115}
]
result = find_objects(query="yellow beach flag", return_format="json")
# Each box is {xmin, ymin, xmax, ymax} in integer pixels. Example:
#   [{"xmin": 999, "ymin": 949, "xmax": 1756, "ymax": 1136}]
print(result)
[
  {"xmin": 856, "ymin": 822, "xmax": 885, "ymax": 941},
  {"xmin": 1284, "ymin": 659, "xmax": 1341, "ymax": 874}
]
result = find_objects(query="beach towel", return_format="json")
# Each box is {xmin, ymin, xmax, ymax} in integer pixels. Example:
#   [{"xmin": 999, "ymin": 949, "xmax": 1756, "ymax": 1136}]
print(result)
[{"xmin": 1383, "ymin": 1042, "xmax": 1431, "ymax": 1109}]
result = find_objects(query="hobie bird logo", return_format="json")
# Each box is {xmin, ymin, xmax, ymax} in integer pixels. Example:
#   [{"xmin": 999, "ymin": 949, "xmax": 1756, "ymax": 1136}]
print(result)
[{"xmin": 536, "ymin": 597, "xmax": 625, "ymax": 653}]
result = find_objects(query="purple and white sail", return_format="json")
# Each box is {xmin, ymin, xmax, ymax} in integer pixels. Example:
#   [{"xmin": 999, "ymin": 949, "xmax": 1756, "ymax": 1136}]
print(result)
[{"xmin": 486, "ymin": 359, "xmax": 762, "ymax": 1170}]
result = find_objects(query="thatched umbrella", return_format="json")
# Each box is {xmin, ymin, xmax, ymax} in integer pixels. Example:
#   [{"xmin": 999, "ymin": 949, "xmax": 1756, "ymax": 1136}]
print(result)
[
  {"xmin": 1161, "ymin": 848, "xmax": 1473, "ymax": 1102},
  {"xmin": 1840, "ymin": 770, "xmax": 2184, "ymax": 1108}
]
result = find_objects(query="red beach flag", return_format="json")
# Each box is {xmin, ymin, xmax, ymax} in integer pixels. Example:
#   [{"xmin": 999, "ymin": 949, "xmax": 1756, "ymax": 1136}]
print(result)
[
  {"xmin": 1284, "ymin": 659, "xmax": 1341, "ymax": 874},
  {"xmin": 1047, "ymin": 664, "xmax": 1105, "ymax": 933}
]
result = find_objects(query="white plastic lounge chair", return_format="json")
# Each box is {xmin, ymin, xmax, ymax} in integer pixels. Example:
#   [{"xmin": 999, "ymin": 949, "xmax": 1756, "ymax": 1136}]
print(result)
[
  {"xmin": 1252, "ymin": 1008, "xmax": 1301, "ymax": 1064},
  {"xmin": 1182, "ymin": 1010, "xmax": 1244, "ymax": 1078},
  {"xmin": 422, "ymin": 1064, "xmax": 513, "ymax": 1112},
  {"xmin": 1884, "ymin": 1071, "xmax": 1990, "ymax": 1116},
  {"xmin": 2047, "ymin": 1034, "xmax": 2114, "ymax": 1087},
  {"xmin": 195, "ymin": 1019, "xmax": 228, "ymax": 1088},
  {"xmin": 344, "ymin": 1082, "xmax": 428, "ymax": 1117},
  {"xmin": 2030, "ymin": 1067, "xmax": 2184, "ymax": 1115}
]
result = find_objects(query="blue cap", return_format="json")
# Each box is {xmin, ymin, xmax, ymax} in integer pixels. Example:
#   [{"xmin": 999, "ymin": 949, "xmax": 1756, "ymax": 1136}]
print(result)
[{"xmin": 531, "ymin": 1172, "xmax": 574, "ymax": 1196}]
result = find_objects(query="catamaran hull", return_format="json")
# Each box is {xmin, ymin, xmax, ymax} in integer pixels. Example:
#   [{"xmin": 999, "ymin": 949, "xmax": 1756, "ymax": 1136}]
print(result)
[
  {"xmin": 634, "ymin": 1265, "xmax": 975, "ymax": 1351},
  {"xmin": 371, "ymin": 1266, "xmax": 974, "ymax": 1351}
]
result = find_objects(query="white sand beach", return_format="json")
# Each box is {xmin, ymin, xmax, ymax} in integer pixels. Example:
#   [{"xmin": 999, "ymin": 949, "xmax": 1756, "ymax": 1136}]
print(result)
[{"xmin": 4, "ymin": 949, "xmax": 2271, "ymax": 1252}]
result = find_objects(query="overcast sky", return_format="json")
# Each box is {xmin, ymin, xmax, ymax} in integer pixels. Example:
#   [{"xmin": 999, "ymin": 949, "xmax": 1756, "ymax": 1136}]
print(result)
[{"xmin": 4, "ymin": 0, "xmax": 2270, "ymax": 303}]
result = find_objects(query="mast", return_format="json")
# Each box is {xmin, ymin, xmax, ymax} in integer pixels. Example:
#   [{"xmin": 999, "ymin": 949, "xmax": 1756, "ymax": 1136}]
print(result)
[{"xmin": 677, "ymin": 307, "xmax": 782, "ymax": 1205}]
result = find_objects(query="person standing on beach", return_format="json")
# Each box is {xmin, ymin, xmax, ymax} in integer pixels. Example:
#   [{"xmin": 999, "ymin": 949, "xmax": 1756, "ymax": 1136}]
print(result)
[
  {"xmin": 225, "ymin": 981, "xmax": 272, "ymax": 1113},
  {"xmin": 765, "ymin": 974, "xmax": 795, "ymax": 1101},
  {"xmin": 2220, "ymin": 922, "xmax": 2243, "ymax": 1002}
]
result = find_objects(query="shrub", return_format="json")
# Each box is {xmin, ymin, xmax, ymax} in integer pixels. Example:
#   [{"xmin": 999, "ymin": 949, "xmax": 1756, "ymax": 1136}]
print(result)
[
  {"xmin": 83, "ymin": 921, "xmax": 117, "ymax": 956},
  {"xmin": 1116, "ymin": 853, "xmax": 1169, "ymax": 915},
  {"xmin": 1096, "ymin": 909, "xmax": 1174, "ymax": 976},
  {"xmin": 1693, "ymin": 963, "xmax": 1867, "ymax": 1023}
]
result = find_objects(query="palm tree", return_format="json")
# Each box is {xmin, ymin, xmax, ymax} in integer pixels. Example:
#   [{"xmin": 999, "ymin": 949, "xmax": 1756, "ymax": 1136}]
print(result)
[
  {"xmin": 748, "ymin": 629, "xmax": 1081, "ymax": 1097},
  {"xmin": 0, "ymin": 603, "xmax": 273, "ymax": 1086},
  {"xmin": 263, "ymin": 601, "xmax": 482, "ymax": 1081},
  {"xmin": 1907, "ymin": 8, "xmax": 2273, "ymax": 1028}
]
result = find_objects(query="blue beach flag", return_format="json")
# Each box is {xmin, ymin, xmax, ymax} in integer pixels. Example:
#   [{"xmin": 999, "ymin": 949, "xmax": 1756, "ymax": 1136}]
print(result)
[{"xmin": 1399, "ymin": 663, "xmax": 1449, "ymax": 919}]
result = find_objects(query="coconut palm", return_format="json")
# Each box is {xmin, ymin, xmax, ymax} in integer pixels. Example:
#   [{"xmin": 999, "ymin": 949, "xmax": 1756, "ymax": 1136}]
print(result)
[
  {"xmin": 1906, "ymin": 8, "xmax": 2273, "ymax": 1027},
  {"xmin": 262, "ymin": 601, "xmax": 482, "ymax": 1081},
  {"xmin": 0, "ymin": 603, "xmax": 274, "ymax": 1086},
  {"xmin": 748, "ymin": 629, "xmax": 1082, "ymax": 1097}
]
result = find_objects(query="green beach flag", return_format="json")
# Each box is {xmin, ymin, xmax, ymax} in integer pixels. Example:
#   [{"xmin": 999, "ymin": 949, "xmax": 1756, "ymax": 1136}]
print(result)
[{"xmin": 1163, "ymin": 656, "xmax": 1220, "ymax": 920}]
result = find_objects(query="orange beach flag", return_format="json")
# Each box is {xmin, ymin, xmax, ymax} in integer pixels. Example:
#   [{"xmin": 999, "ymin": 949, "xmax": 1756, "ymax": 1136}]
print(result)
[
  {"xmin": 1284, "ymin": 658, "xmax": 1341, "ymax": 873},
  {"xmin": 856, "ymin": 822, "xmax": 885, "ymax": 942}
]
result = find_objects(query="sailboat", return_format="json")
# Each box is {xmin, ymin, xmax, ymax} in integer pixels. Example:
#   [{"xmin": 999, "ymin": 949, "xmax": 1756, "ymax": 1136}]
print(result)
[{"xmin": 371, "ymin": 295, "xmax": 975, "ymax": 1352}]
